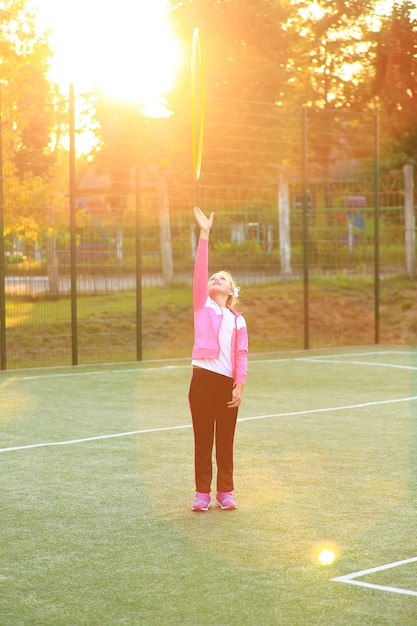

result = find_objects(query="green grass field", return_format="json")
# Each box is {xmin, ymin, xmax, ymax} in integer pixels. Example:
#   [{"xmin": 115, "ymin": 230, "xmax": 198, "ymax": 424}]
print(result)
[{"xmin": 1, "ymin": 347, "xmax": 417, "ymax": 625}]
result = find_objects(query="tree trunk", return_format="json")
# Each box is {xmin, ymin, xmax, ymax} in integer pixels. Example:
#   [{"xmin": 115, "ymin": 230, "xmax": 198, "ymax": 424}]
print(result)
[
  {"xmin": 46, "ymin": 234, "xmax": 59, "ymax": 295},
  {"xmin": 403, "ymin": 163, "xmax": 415, "ymax": 278},
  {"xmin": 156, "ymin": 173, "xmax": 173, "ymax": 285},
  {"xmin": 278, "ymin": 169, "xmax": 292, "ymax": 277}
]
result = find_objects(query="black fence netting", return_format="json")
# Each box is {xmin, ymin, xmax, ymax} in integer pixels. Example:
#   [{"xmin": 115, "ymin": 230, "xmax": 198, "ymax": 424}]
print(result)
[{"xmin": 0, "ymin": 90, "xmax": 414, "ymax": 369}]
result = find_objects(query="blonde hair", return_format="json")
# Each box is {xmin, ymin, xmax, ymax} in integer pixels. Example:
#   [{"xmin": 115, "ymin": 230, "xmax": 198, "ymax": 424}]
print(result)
[{"xmin": 220, "ymin": 270, "xmax": 240, "ymax": 308}]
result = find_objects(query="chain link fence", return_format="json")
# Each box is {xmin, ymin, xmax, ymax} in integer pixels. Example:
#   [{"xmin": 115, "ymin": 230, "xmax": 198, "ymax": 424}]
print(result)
[{"xmin": 0, "ymin": 92, "xmax": 414, "ymax": 369}]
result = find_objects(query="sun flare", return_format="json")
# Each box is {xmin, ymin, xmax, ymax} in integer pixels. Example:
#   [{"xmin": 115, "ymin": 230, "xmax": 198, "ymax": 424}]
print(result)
[{"xmin": 34, "ymin": 0, "xmax": 182, "ymax": 116}]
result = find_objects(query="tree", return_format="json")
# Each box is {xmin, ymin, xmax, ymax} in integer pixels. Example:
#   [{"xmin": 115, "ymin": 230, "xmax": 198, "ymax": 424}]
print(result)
[
  {"xmin": 90, "ymin": 97, "xmax": 182, "ymax": 284},
  {"xmin": 167, "ymin": 0, "xmax": 305, "ymax": 200},
  {"xmin": 285, "ymin": 0, "xmax": 377, "ymax": 110},
  {"xmin": 0, "ymin": 0, "xmax": 62, "ymax": 256},
  {"xmin": 168, "ymin": 0, "xmax": 417, "ymax": 184},
  {"xmin": 1, "ymin": 0, "xmax": 54, "ymax": 176},
  {"xmin": 371, "ymin": 1, "xmax": 417, "ymax": 165},
  {"xmin": 170, "ymin": 0, "xmax": 296, "ymax": 105},
  {"xmin": 91, "ymin": 98, "xmax": 140, "ymax": 212}
]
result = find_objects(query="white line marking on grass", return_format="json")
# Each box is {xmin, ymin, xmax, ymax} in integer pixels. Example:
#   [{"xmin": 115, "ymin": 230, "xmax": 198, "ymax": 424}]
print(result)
[
  {"xmin": 306, "ymin": 350, "xmax": 412, "ymax": 359},
  {"xmin": 332, "ymin": 556, "xmax": 417, "ymax": 597},
  {"xmin": 0, "ymin": 349, "xmax": 413, "ymax": 382},
  {"xmin": 301, "ymin": 358, "xmax": 417, "ymax": 371},
  {"xmin": 17, "ymin": 366, "xmax": 187, "ymax": 380},
  {"xmin": 1, "ymin": 395, "xmax": 416, "ymax": 455},
  {"xmin": 0, "ymin": 424, "xmax": 192, "ymax": 453},
  {"xmin": 237, "ymin": 395, "xmax": 417, "ymax": 424}
]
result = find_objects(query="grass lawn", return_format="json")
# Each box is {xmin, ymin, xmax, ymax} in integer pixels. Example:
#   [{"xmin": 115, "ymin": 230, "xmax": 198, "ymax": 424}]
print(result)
[
  {"xmin": 1, "ymin": 347, "xmax": 417, "ymax": 624},
  {"xmin": 4, "ymin": 275, "xmax": 417, "ymax": 369}
]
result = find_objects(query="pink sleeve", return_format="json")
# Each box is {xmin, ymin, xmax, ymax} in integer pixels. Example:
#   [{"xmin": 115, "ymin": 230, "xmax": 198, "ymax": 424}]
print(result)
[
  {"xmin": 234, "ymin": 323, "xmax": 248, "ymax": 385},
  {"xmin": 193, "ymin": 238, "xmax": 209, "ymax": 311}
]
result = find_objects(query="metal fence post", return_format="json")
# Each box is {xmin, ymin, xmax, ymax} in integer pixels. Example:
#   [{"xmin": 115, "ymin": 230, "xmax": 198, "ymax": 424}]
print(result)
[
  {"xmin": 302, "ymin": 106, "xmax": 309, "ymax": 350},
  {"xmin": 374, "ymin": 114, "xmax": 380, "ymax": 345},
  {"xmin": 135, "ymin": 136, "xmax": 142, "ymax": 361},
  {"xmin": 0, "ymin": 84, "xmax": 6, "ymax": 370},
  {"xmin": 69, "ymin": 85, "xmax": 78, "ymax": 365}
]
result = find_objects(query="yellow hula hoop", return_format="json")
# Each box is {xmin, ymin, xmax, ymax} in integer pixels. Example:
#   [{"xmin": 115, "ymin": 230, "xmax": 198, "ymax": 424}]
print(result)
[{"xmin": 191, "ymin": 27, "xmax": 205, "ymax": 182}]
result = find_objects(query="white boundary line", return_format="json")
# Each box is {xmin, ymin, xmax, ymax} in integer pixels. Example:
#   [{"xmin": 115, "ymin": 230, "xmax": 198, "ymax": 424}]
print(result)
[
  {"xmin": 1, "ymin": 349, "xmax": 415, "ymax": 455},
  {"xmin": 0, "ymin": 424, "xmax": 193, "ymax": 453},
  {"xmin": 1, "ymin": 394, "xmax": 416, "ymax": 454},
  {"xmin": 238, "ymin": 395, "xmax": 417, "ymax": 425},
  {"xmin": 332, "ymin": 557, "xmax": 417, "ymax": 597},
  {"xmin": 0, "ymin": 348, "xmax": 413, "ymax": 381},
  {"xmin": 301, "ymin": 358, "xmax": 417, "ymax": 372}
]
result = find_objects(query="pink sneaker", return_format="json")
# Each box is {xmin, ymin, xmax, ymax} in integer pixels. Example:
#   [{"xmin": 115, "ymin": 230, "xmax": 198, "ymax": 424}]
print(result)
[
  {"xmin": 216, "ymin": 492, "xmax": 237, "ymax": 510},
  {"xmin": 192, "ymin": 492, "xmax": 211, "ymax": 512}
]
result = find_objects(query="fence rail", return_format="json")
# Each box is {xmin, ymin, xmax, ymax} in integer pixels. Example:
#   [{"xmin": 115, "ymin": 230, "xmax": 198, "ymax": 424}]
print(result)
[{"xmin": 0, "ymin": 92, "xmax": 415, "ymax": 369}]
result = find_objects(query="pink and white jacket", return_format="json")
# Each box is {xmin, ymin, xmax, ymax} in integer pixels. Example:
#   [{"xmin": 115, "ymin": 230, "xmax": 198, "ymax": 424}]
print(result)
[{"xmin": 192, "ymin": 238, "xmax": 248, "ymax": 385}]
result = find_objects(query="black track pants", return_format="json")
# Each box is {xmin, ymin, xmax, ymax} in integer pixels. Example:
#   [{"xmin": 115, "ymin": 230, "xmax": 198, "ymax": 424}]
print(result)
[{"xmin": 188, "ymin": 367, "xmax": 238, "ymax": 493}]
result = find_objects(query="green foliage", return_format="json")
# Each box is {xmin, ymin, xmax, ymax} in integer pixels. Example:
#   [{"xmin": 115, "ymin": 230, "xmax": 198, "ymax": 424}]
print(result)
[
  {"xmin": 381, "ymin": 124, "xmax": 417, "ymax": 170},
  {"xmin": 171, "ymin": 0, "xmax": 295, "ymax": 105},
  {"xmin": 169, "ymin": 0, "xmax": 417, "ymax": 166},
  {"xmin": 0, "ymin": 0, "xmax": 67, "ymax": 245},
  {"xmin": 212, "ymin": 239, "xmax": 271, "ymax": 270},
  {"xmin": 373, "ymin": 1, "xmax": 417, "ymax": 142},
  {"xmin": 0, "ymin": 1, "xmax": 54, "ymax": 172}
]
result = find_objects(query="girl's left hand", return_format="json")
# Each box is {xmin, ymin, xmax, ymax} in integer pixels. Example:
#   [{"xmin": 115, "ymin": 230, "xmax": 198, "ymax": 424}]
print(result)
[{"xmin": 227, "ymin": 383, "xmax": 243, "ymax": 408}]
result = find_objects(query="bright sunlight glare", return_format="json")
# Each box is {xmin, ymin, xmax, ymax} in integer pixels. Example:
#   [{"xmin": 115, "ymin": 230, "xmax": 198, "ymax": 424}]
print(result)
[
  {"xmin": 318, "ymin": 549, "xmax": 336, "ymax": 566},
  {"xmin": 33, "ymin": 0, "xmax": 182, "ymax": 117},
  {"xmin": 311, "ymin": 541, "xmax": 341, "ymax": 566}
]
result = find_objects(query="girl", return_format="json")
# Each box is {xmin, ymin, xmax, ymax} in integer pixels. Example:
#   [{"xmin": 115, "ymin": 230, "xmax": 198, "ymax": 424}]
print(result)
[{"xmin": 189, "ymin": 206, "xmax": 248, "ymax": 511}]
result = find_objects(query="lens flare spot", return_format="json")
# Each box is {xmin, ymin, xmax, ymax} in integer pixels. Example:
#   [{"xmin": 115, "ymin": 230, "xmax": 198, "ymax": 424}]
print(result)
[
  {"xmin": 318, "ymin": 548, "xmax": 336, "ymax": 565},
  {"xmin": 311, "ymin": 541, "xmax": 341, "ymax": 566}
]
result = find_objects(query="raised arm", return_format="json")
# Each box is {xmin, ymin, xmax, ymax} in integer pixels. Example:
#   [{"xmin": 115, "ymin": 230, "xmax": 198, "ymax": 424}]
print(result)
[
  {"xmin": 193, "ymin": 206, "xmax": 214, "ymax": 239},
  {"xmin": 192, "ymin": 207, "xmax": 214, "ymax": 310}
]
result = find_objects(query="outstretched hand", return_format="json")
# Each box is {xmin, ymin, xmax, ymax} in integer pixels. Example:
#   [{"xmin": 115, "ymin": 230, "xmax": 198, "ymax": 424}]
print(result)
[{"xmin": 193, "ymin": 206, "xmax": 214, "ymax": 237}]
